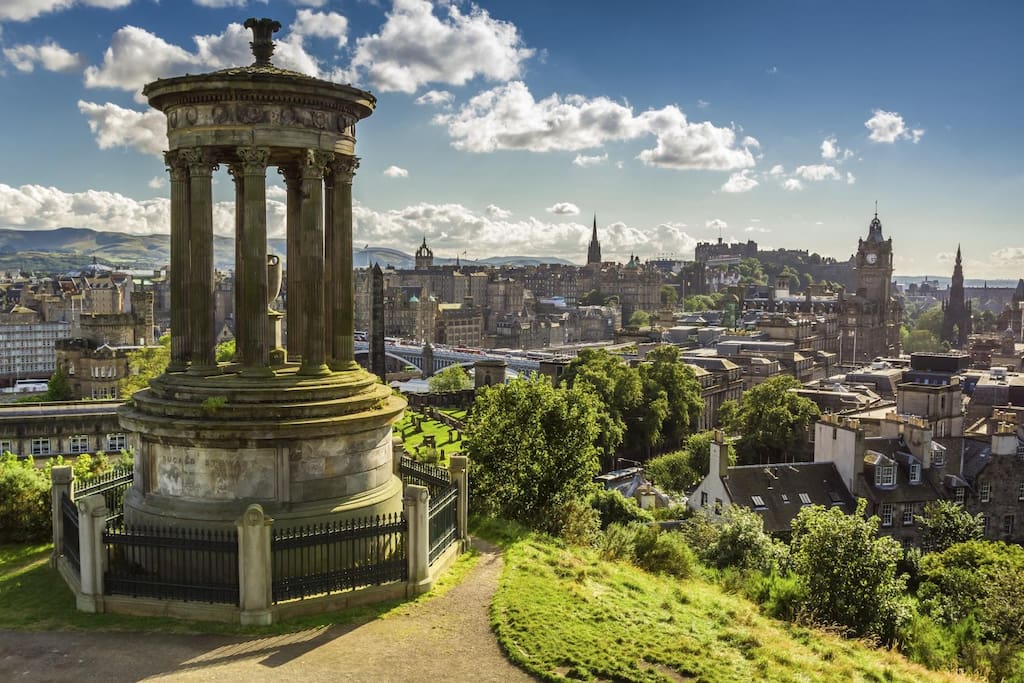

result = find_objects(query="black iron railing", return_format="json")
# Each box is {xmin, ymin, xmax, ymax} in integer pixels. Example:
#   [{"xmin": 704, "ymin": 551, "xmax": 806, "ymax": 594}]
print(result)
[
  {"xmin": 103, "ymin": 525, "xmax": 239, "ymax": 604},
  {"xmin": 60, "ymin": 491, "xmax": 80, "ymax": 575},
  {"xmin": 399, "ymin": 456, "xmax": 451, "ymax": 497},
  {"xmin": 428, "ymin": 484, "xmax": 458, "ymax": 564},
  {"xmin": 75, "ymin": 466, "xmax": 132, "ymax": 523},
  {"xmin": 271, "ymin": 513, "xmax": 407, "ymax": 603}
]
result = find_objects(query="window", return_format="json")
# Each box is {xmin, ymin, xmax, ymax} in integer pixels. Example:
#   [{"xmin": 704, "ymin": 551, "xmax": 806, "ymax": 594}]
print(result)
[
  {"xmin": 0, "ymin": 439, "xmax": 12, "ymax": 453},
  {"xmin": 30, "ymin": 438, "xmax": 51, "ymax": 456},
  {"xmin": 909, "ymin": 462, "xmax": 921, "ymax": 484},
  {"xmin": 68, "ymin": 435, "xmax": 89, "ymax": 454},
  {"xmin": 106, "ymin": 433, "xmax": 127, "ymax": 452},
  {"xmin": 982, "ymin": 514, "xmax": 990, "ymax": 533},
  {"xmin": 1017, "ymin": 442, "xmax": 1024, "ymax": 461},
  {"xmin": 1004, "ymin": 515, "xmax": 1015, "ymax": 536},
  {"xmin": 932, "ymin": 446, "xmax": 946, "ymax": 468},
  {"xmin": 954, "ymin": 487, "xmax": 965, "ymax": 505},
  {"xmin": 880, "ymin": 503, "xmax": 894, "ymax": 527},
  {"xmin": 751, "ymin": 495, "xmax": 766, "ymax": 509},
  {"xmin": 780, "ymin": 494, "xmax": 790, "ymax": 504},
  {"xmin": 902, "ymin": 505, "xmax": 914, "ymax": 526},
  {"xmin": 980, "ymin": 481, "xmax": 992, "ymax": 503},
  {"xmin": 1018, "ymin": 482, "xmax": 1024, "ymax": 502},
  {"xmin": 875, "ymin": 465, "xmax": 896, "ymax": 488},
  {"xmin": 798, "ymin": 493, "xmax": 812, "ymax": 506},
  {"xmin": 700, "ymin": 492, "xmax": 708, "ymax": 507}
]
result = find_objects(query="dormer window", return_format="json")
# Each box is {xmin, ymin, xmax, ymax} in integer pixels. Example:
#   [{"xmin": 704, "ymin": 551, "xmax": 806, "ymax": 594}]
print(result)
[
  {"xmin": 875, "ymin": 464, "xmax": 896, "ymax": 488},
  {"xmin": 954, "ymin": 487, "xmax": 965, "ymax": 505},
  {"xmin": 932, "ymin": 444, "xmax": 946, "ymax": 468}
]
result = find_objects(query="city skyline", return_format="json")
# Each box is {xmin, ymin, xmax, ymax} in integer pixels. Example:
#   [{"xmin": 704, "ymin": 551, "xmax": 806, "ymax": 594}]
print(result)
[{"xmin": 0, "ymin": 0, "xmax": 1021, "ymax": 277}]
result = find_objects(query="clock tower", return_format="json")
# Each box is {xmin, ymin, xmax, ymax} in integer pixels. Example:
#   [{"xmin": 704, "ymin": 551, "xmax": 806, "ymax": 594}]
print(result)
[{"xmin": 839, "ymin": 211, "xmax": 901, "ymax": 364}]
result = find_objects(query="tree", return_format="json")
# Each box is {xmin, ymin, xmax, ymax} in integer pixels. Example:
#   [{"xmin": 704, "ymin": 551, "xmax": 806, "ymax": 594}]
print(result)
[
  {"xmin": 215, "ymin": 339, "xmax": 236, "ymax": 362},
  {"xmin": 914, "ymin": 304, "xmax": 945, "ymax": 337},
  {"xmin": 915, "ymin": 500, "xmax": 984, "ymax": 553},
  {"xmin": 644, "ymin": 432, "xmax": 716, "ymax": 493},
  {"xmin": 464, "ymin": 373, "xmax": 601, "ymax": 529},
  {"xmin": 719, "ymin": 375, "xmax": 820, "ymax": 464},
  {"xmin": 119, "ymin": 334, "xmax": 171, "ymax": 398},
  {"xmin": 639, "ymin": 345, "xmax": 703, "ymax": 449},
  {"xmin": 660, "ymin": 285, "xmax": 678, "ymax": 307},
  {"xmin": 562, "ymin": 349, "xmax": 637, "ymax": 461},
  {"xmin": 790, "ymin": 500, "xmax": 909, "ymax": 642},
  {"xmin": 579, "ymin": 289, "xmax": 604, "ymax": 306},
  {"xmin": 428, "ymin": 364, "xmax": 472, "ymax": 392},
  {"xmin": 628, "ymin": 309, "xmax": 651, "ymax": 327},
  {"xmin": 901, "ymin": 328, "xmax": 944, "ymax": 353},
  {"xmin": 46, "ymin": 365, "xmax": 73, "ymax": 401}
]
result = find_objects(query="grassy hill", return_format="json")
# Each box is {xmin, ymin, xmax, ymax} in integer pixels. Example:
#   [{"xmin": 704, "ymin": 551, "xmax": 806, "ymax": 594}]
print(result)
[{"xmin": 489, "ymin": 530, "xmax": 974, "ymax": 683}]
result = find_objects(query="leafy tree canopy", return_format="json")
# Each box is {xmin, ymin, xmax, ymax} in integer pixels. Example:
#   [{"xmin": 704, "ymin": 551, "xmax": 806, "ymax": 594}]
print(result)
[
  {"xmin": 628, "ymin": 309, "xmax": 651, "ymax": 327},
  {"xmin": 915, "ymin": 500, "xmax": 984, "ymax": 553},
  {"xmin": 718, "ymin": 375, "xmax": 820, "ymax": 464},
  {"xmin": 428, "ymin": 364, "xmax": 472, "ymax": 393},
  {"xmin": 119, "ymin": 335, "xmax": 170, "ymax": 398},
  {"xmin": 639, "ymin": 345, "xmax": 703, "ymax": 449}
]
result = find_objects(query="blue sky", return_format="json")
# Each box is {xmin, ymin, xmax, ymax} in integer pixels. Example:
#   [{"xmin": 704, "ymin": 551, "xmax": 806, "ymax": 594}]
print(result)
[{"xmin": 0, "ymin": 0, "xmax": 1021, "ymax": 278}]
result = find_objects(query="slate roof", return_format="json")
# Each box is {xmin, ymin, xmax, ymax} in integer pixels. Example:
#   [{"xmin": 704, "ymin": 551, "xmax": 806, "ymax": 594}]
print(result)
[{"xmin": 722, "ymin": 462, "xmax": 855, "ymax": 535}]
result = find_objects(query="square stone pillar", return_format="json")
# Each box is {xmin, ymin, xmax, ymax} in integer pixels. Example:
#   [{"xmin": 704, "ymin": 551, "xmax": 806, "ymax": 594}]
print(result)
[
  {"xmin": 49, "ymin": 465, "xmax": 73, "ymax": 568},
  {"xmin": 449, "ymin": 455, "xmax": 470, "ymax": 548},
  {"xmin": 165, "ymin": 151, "xmax": 191, "ymax": 372},
  {"xmin": 76, "ymin": 494, "xmax": 108, "ymax": 613},
  {"xmin": 404, "ymin": 484, "xmax": 431, "ymax": 594},
  {"xmin": 236, "ymin": 504, "xmax": 273, "ymax": 626}
]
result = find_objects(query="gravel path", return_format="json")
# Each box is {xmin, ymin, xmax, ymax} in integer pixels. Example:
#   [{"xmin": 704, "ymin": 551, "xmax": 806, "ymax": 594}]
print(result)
[{"xmin": 0, "ymin": 540, "xmax": 534, "ymax": 683}]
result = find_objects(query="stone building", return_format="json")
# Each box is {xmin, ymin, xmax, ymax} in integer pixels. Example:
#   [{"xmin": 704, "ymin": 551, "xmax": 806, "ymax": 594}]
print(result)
[
  {"xmin": 0, "ymin": 400, "xmax": 126, "ymax": 461},
  {"xmin": 940, "ymin": 246, "xmax": 972, "ymax": 349},
  {"xmin": 962, "ymin": 407, "xmax": 1024, "ymax": 543},
  {"xmin": 0, "ymin": 306, "xmax": 70, "ymax": 382},
  {"xmin": 435, "ymin": 302, "xmax": 484, "ymax": 347},
  {"xmin": 838, "ymin": 212, "xmax": 901, "ymax": 364}
]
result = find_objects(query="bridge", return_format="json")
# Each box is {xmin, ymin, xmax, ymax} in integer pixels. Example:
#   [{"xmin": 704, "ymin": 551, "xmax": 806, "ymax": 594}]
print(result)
[{"xmin": 354, "ymin": 342, "xmax": 542, "ymax": 375}]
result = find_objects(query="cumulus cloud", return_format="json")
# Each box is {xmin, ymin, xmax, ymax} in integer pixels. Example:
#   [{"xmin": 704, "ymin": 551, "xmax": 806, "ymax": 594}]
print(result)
[
  {"xmin": 846, "ymin": 172, "xmax": 856, "ymax": 185},
  {"xmin": 484, "ymin": 204, "xmax": 511, "ymax": 219},
  {"xmin": 291, "ymin": 9, "xmax": 348, "ymax": 47},
  {"xmin": 783, "ymin": 178, "xmax": 804, "ymax": 191},
  {"xmin": 77, "ymin": 100, "xmax": 166, "ymax": 157},
  {"xmin": 192, "ymin": 0, "xmax": 246, "ymax": 7},
  {"xmin": 0, "ymin": 0, "xmax": 130, "ymax": 22},
  {"xmin": 795, "ymin": 164, "xmax": 840, "ymax": 181},
  {"xmin": 147, "ymin": 176, "xmax": 165, "ymax": 190},
  {"xmin": 721, "ymin": 170, "xmax": 759, "ymax": 193},
  {"xmin": 436, "ymin": 81, "xmax": 756, "ymax": 170},
  {"xmin": 3, "ymin": 41, "xmax": 84, "ymax": 72},
  {"xmin": 546, "ymin": 202, "xmax": 580, "ymax": 216},
  {"xmin": 347, "ymin": 0, "xmax": 534, "ymax": 93},
  {"xmin": 865, "ymin": 109, "xmax": 925, "ymax": 143},
  {"xmin": 572, "ymin": 153, "xmax": 608, "ymax": 167},
  {"xmin": 383, "ymin": 165, "xmax": 409, "ymax": 178},
  {"xmin": 705, "ymin": 218, "xmax": 727, "ymax": 232},
  {"xmin": 768, "ymin": 164, "xmax": 785, "ymax": 176},
  {"xmin": 415, "ymin": 89, "xmax": 454, "ymax": 107},
  {"xmin": 745, "ymin": 226, "xmax": 771, "ymax": 233},
  {"xmin": 821, "ymin": 135, "xmax": 854, "ymax": 161},
  {"xmin": 0, "ymin": 183, "xmax": 171, "ymax": 234}
]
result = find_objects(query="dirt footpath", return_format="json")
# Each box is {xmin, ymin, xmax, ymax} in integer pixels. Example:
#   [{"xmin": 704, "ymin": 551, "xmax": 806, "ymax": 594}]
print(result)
[{"xmin": 0, "ymin": 540, "xmax": 534, "ymax": 683}]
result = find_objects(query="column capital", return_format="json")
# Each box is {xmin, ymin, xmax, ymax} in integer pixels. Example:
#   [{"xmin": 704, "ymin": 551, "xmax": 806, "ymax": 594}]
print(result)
[
  {"xmin": 236, "ymin": 146, "xmax": 271, "ymax": 174},
  {"xmin": 299, "ymin": 149, "xmax": 335, "ymax": 180},
  {"xmin": 328, "ymin": 155, "xmax": 360, "ymax": 184},
  {"xmin": 181, "ymin": 147, "xmax": 219, "ymax": 176},
  {"xmin": 277, "ymin": 163, "xmax": 301, "ymax": 186},
  {"xmin": 164, "ymin": 150, "xmax": 189, "ymax": 182}
]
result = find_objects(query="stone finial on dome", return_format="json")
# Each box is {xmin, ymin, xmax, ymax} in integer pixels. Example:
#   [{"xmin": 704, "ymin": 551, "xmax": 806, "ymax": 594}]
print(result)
[{"xmin": 244, "ymin": 17, "xmax": 282, "ymax": 67}]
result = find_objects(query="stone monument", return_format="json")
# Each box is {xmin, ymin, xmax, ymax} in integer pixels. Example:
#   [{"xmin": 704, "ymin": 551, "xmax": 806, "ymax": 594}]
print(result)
[{"xmin": 119, "ymin": 18, "xmax": 406, "ymax": 529}]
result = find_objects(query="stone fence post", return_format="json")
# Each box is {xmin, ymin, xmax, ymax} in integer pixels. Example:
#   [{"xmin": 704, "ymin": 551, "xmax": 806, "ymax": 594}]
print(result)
[
  {"xmin": 449, "ymin": 455, "xmax": 469, "ymax": 549},
  {"xmin": 50, "ymin": 465, "xmax": 74, "ymax": 568},
  {"xmin": 76, "ymin": 494, "xmax": 108, "ymax": 613},
  {"xmin": 404, "ymin": 484, "xmax": 430, "ymax": 594},
  {"xmin": 237, "ymin": 503, "xmax": 273, "ymax": 626}
]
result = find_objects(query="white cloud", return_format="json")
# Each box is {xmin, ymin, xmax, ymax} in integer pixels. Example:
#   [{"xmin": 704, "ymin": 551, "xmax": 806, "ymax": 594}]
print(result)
[
  {"xmin": 192, "ymin": 0, "xmax": 246, "ymax": 7},
  {"xmin": 291, "ymin": 9, "xmax": 348, "ymax": 47},
  {"xmin": 347, "ymin": 0, "xmax": 534, "ymax": 93},
  {"xmin": 3, "ymin": 41, "xmax": 84, "ymax": 72},
  {"xmin": 572, "ymin": 153, "xmax": 608, "ymax": 167},
  {"xmin": 147, "ymin": 176, "xmax": 165, "ymax": 190},
  {"xmin": 0, "ymin": 183, "xmax": 170, "ymax": 234},
  {"xmin": 865, "ymin": 109, "xmax": 925, "ymax": 144},
  {"xmin": 721, "ymin": 170, "xmax": 759, "ymax": 193},
  {"xmin": 768, "ymin": 164, "xmax": 785, "ymax": 176},
  {"xmin": 744, "ymin": 226, "xmax": 771, "ymax": 233},
  {"xmin": 846, "ymin": 172, "xmax": 856, "ymax": 185},
  {"xmin": 696, "ymin": 99, "xmax": 709, "ymax": 109},
  {"xmin": 705, "ymin": 218, "xmax": 727, "ymax": 231},
  {"xmin": 741, "ymin": 136, "xmax": 760, "ymax": 148},
  {"xmin": 546, "ymin": 202, "xmax": 580, "ymax": 216},
  {"xmin": 415, "ymin": 89, "xmax": 454, "ymax": 107},
  {"xmin": 0, "ymin": 0, "xmax": 130, "ymax": 22},
  {"xmin": 484, "ymin": 204, "xmax": 511, "ymax": 219},
  {"xmin": 77, "ymin": 100, "xmax": 166, "ymax": 157},
  {"xmin": 783, "ymin": 178, "xmax": 804, "ymax": 191},
  {"xmin": 383, "ymin": 165, "xmax": 409, "ymax": 178},
  {"xmin": 266, "ymin": 185, "xmax": 287, "ymax": 200},
  {"xmin": 795, "ymin": 164, "xmax": 840, "ymax": 181},
  {"xmin": 821, "ymin": 136, "xmax": 838, "ymax": 159},
  {"xmin": 437, "ymin": 81, "xmax": 756, "ymax": 170}
]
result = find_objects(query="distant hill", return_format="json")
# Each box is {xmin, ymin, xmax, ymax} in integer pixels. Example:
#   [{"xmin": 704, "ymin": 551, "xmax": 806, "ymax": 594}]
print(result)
[{"xmin": 0, "ymin": 228, "xmax": 576, "ymax": 273}]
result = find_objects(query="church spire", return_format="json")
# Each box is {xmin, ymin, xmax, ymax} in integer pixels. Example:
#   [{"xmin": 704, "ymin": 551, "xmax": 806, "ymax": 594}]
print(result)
[{"xmin": 587, "ymin": 214, "xmax": 602, "ymax": 265}]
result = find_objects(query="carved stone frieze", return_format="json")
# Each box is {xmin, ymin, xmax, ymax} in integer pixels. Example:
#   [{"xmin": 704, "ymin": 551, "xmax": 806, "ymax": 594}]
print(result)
[{"xmin": 166, "ymin": 102, "xmax": 357, "ymax": 134}]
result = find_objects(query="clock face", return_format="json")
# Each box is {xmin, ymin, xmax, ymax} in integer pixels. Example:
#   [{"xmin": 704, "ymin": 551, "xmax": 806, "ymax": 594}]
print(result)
[{"xmin": 866, "ymin": 253, "xmax": 878, "ymax": 265}]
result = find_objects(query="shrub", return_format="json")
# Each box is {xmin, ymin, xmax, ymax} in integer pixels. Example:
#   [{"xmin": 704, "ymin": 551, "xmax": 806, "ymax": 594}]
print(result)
[
  {"xmin": 712, "ymin": 506, "xmax": 788, "ymax": 572},
  {"xmin": 599, "ymin": 523, "xmax": 638, "ymax": 562},
  {"xmin": 589, "ymin": 489, "xmax": 653, "ymax": 530},
  {"xmin": 555, "ymin": 498, "xmax": 601, "ymax": 546},
  {"xmin": 644, "ymin": 449, "xmax": 698, "ymax": 493},
  {"xmin": 0, "ymin": 453, "xmax": 51, "ymax": 543},
  {"xmin": 898, "ymin": 613, "xmax": 957, "ymax": 671},
  {"xmin": 631, "ymin": 526, "xmax": 694, "ymax": 578}
]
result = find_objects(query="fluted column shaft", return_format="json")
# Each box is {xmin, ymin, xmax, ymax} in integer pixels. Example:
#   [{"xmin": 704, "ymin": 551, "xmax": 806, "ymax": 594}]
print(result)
[
  {"xmin": 165, "ymin": 151, "xmax": 191, "ymax": 372},
  {"xmin": 298, "ymin": 149, "xmax": 332, "ymax": 376},
  {"xmin": 229, "ymin": 164, "xmax": 245, "ymax": 360},
  {"xmin": 280, "ymin": 166, "xmax": 303, "ymax": 362},
  {"xmin": 183, "ymin": 148, "xmax": 218, "ymax": 371},
  {"xmin": 329, "ymin": 156, "xmax": 359, "ymax": 370},
  {"xmin": 324, "ymin": 170, "xmax": 335, "ymax": 364},
  {"xmin": 236, "ymin": 147, "xmax": 272, "ymax": 375}
]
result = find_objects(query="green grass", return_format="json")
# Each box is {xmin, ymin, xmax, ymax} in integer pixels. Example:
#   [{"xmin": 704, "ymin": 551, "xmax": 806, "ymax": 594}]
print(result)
[
  {"xmin": 0, "ymin": 543, "xmax": 479, "ymax": 635},
  {"xmin": 393, "ymin": 410, "xmax": 464, "ymax": 461},
  {"xmin": 439, "ymin": 408, "xmax": 469, "ymax": 423},
  {"xmin": 487, "ymin": 532, "xmax": 976, "ymax": 683}
]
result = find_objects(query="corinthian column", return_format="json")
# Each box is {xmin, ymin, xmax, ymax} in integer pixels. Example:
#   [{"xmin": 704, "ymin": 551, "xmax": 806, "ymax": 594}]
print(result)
[
  {"xmin": 182, "ymin": 148, "xmax": 218, "ymax": 372},
  {"xmin": 297, "ymin": 149, "xmax": 333, "ymax": 376},
  {"xmin": 165, "ymin": 151, "xmax": 191, "ymax": 372},
  {"xmin": 235, "ymin": 146, "xmax": 272, "ymax": 376},
  {"xmin": 279, "ymin": 165, "xmax": 303, "ymax": 362},
  {"xmin": 328, "ymin": 155, "xmax": 359, "ymax": 370}
]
